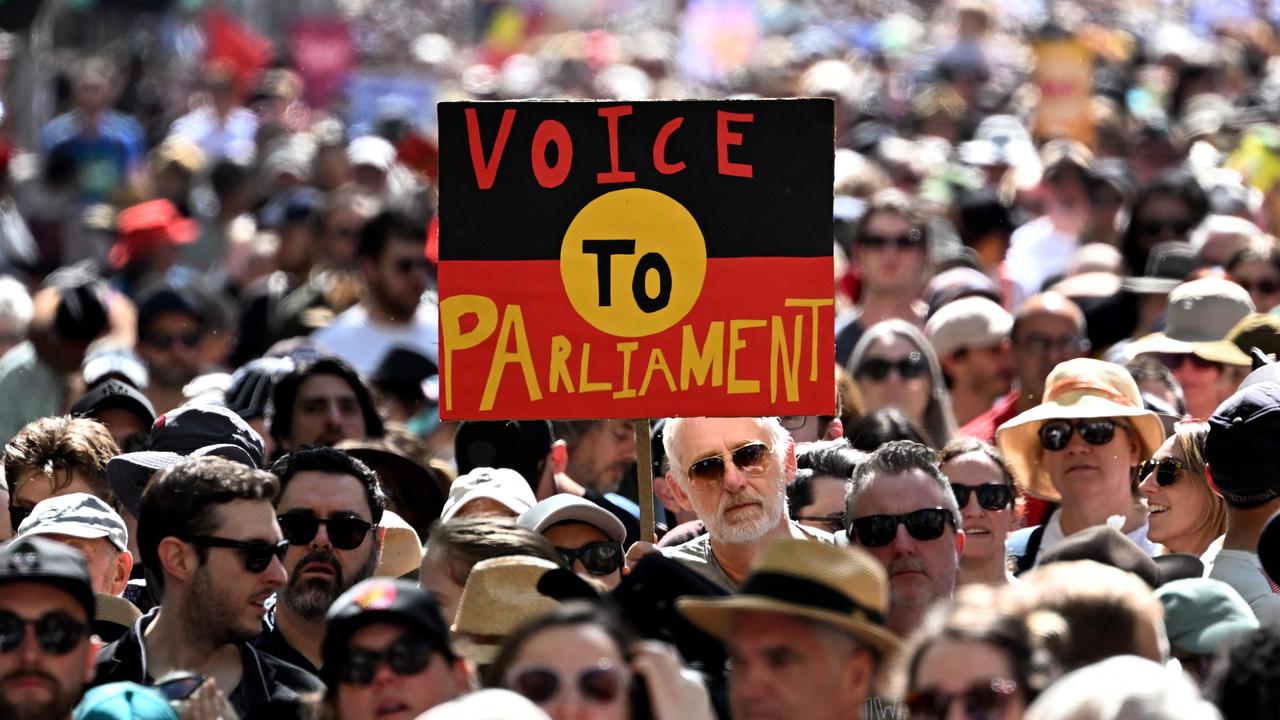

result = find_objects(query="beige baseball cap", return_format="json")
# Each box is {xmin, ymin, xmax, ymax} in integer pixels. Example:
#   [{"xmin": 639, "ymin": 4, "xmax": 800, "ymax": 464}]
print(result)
[{"xmin": 926, "ymin": 296, "xmax": 1013, "ymax": 359}]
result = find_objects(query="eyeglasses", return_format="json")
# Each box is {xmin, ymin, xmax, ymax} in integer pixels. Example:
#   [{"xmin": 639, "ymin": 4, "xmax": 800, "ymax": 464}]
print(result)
[
  {"xmin": 858, "ymin": 230, "xmax": 924, "ymax": 251},
  {"xmin": 1158, "ymin": 353, "xmax": 1220, "ymax": 371},
  {"xmin": 277, "ymin": 512, "xmax": 375, "ymax": 551},
  {"xmin": 395, "ymin": 257, "xmax": 432, "ymax": 274},
  {"xmin": 951, "ymin": 483, "xmax": 1014, "ymax": 511},
  {"xmin": 508, "ymin": 663, "xmax": 627, "ymax": 706},
  {"xmin": 686, "ymin": 442, "xmax": 771, "ymax": 487},
  {"xmin": 1234, "ymin": 277, "xmax": 1280, "ymax": 296},
  {"xmin": 1038, "ymin": 419, "xmax": 1118, "ymax": 451},
  {"xmin": 144, "ymin": 331, "xmax": 200, "ymax": 351},
  {"xmin": 847, "ymin": 508, "xmax": 955, "ymax": 547},
  {"xmin": 1139, "ymin": 457, "xmax": 1186, "ymax": 487},
  {"xmin": 904, "ymin": 678, "xmax": 1020, "ymax": 720},
  {"xmin": 156, "ymin": 674, "xmax": 206, "ymax": 701},
  {"xmin": 8, "ymin": 506, "xmax": 32, "ymax": 534},
  {"xmin": 1138, "ymin": 218, "xmax": 1192, "ymax": 239},
  {"xmin": 0, "ymin": 610, "xmax": 88, "ymax": 654},
  {"xmin": 795, "ymin": 514, "xmax": 847, "ymax": 532},
  {"xmin": 1015, "ymin": 333, "xmax": 1090, "ymax": 356},
  {"xmin": 779, "ymin": 416, "xmax": 809, "ymax": 431},
  {"xmin": 183, "ymin": 535, "xmax": 288, "ymax": 573},
  {"xmin": 341, "ymin": 635, "xmax": 435, "ymax": 685},
  {"xmin": 856, "ymin": 354, "xmax": 925, "ymax": 381},
  {"xmin": 555, "ymin": 542, "xmax": 624, "ymax": 577}
]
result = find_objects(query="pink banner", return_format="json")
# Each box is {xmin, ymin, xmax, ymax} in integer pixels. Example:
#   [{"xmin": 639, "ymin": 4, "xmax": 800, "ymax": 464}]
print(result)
[{"xmin": 290, "ymin": 17, "xmax": 355, "ymax": 109}]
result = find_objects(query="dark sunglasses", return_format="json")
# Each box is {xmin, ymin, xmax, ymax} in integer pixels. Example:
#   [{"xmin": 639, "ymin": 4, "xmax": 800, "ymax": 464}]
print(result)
[
  {"xmin": 1158, "ymin": 353, "xmax": 1219, "ymax": 371},
  {"xmin": 341, "ymin": 635, "xmax": 435, "ymax": 685},
  {"xmin": 184, "ymin": 535, "xmax": 288, "ymax": 573},
  {"xmin": 156, "ymin": 674, "xmax": 206, "ymax": 701},
  {"xmin": 556, "ymin": 542, "xmax": 624, "ymax": 577},
  {"xmin": 1138, "ymin": 218, "xmax": 1191, "ymax": 238},
  {"xmin": 1139, "ymin": 457, "xmax": 1186, "ymax": 487},
  {"xmin": 905, "ymin": 678, "xmax": 1020, "ymax": 720},
  {"xmin": 1234, "ymin": 278, "xmax": 1280, "ymax": 296},
  {"xmin": 687, "ymin": 442, "xmax": 771, "ymax": 487},
  {"xmin": 508, "ymin": 664, "xmax": 625, "ymax": 706},
  {"xmin": 395, "ymin": 257, "xmax": 432, "ymax": 274},
  {"xmin": 1038, "ymin": 419, "xmax": 1118, "ymax": 451},
  {"xmin": 858, "ymin": 231, "xmax": 924, "ymax": 250},
  {"xmin": 856, "ymin": 353, "xmax": 925, "ymax": 382},
  {"xmin": 795, "ymin": 514, "xmax": 847, "ymax": 532},
  {"xmin": 951, "ymin": 483, "xmax": 1014, "ymax": 511},
  {"xmin": 144, "ymin": 331, "xmax": 200, "ymax": 351},
  {"xmin": 847, "ymin": 508, "xmax": 955, "ymax": 547},
  {"xmin": 8, "ymin": 506, "xmax": 32, "ymax": 534},
  {"xmin": 0, "ymin": 610, "xmax": 88, "ymax": 654},
  {"xmin": 277, "ymin": 512, "xmax": 375, "ymax": 551}
]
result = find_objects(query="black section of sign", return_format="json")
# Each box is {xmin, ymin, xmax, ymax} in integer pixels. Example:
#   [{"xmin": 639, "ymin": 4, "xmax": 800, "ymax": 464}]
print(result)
[{"xmin": 438, "ymin": 99, "xmax": 834, "ymax": 261}]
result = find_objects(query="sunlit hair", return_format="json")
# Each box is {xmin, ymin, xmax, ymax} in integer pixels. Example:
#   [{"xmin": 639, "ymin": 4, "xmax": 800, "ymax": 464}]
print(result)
[
  {"xmin": 662, "ymin": 416, "xmax": 791, "ymax": 490},
  {"xmin": 1170, "ymin": 421, "xmax": 1227, "ymax": 540}
]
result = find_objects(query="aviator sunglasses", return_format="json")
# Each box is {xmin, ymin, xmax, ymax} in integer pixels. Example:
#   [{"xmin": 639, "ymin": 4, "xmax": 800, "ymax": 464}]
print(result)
[
  {"xmin": 277, "ymin": 512, "xmax": 375, "ymax": 551},
  {"xmin": 687, "ymin": 442, "xmax": 771, "ymax": 487},
  {"xmin": 1138, "ymin": 457, "xmax": 1186, "ymax": 487},
  {"xmin": 847, "ymin": 508, "xmax": 955, "ymax": 547},
  {"xmin": 1038, "ymin": 419, "xmax": 1118, "ymax": 451}
]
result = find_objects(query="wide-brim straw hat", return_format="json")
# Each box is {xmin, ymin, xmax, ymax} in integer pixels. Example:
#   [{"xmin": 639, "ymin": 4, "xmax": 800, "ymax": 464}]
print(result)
[
  {"xmin": 451, "ymin": 556, "xmax": 567, "ymax": 665},
  {"xmin": 374, "ymin": 511, "xmax": 423, "ymax": 579},
  {"xmin": 997, "ymin": 358, "xmax": 1165, "ymax": 502},
  {"xmin": 1124, "ymin": 277, "xmax": 1254, "ymax": 366},
  {"xmin": 677, "ymin": 538, "xmax": 900, "ymax": 657}
]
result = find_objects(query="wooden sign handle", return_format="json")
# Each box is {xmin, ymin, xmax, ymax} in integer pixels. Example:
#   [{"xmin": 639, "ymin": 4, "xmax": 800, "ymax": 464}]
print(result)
[{"xmin": 634, "ymin": 419, "xmax": 655, "ymax": 544}]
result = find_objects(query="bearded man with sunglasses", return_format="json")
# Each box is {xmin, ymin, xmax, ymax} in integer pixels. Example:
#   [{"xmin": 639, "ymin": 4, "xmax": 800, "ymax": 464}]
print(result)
[
  {"xmin": 658, "ymin": 416, "xmax": 833, "ymax": 593},
  {"xmin": 997, "ymin": 359, "xmax": 1166, "ymax": 573},
  {"xmin": 93, "ymin": 456, "xmax": 323, "ymax": 716},
  {"xmin": 0, "ymin": 536, "xmax": 98, "ymax": 720},
  {"xmin": 257, "ymin": 446, "xmax": 386, "ymax": 675},
  {"xmin": 845, "ymin": 441, "xmax": 964, "ymax": 637}
]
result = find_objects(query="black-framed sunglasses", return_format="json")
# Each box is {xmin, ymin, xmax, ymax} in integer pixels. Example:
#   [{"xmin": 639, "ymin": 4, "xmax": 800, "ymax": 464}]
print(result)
[
  {"xmin": 8, "ymin": 506, "xmax": 32, "ymax": 534},
  {"xmin": 0, "ymin": 610, "xmax": 88, "ymax": 654},
  {"xmin": 184, "ymin": 536, "xmax": 288, "ymax": 573},
  {"xmin": 847, "ymin": 508, "xmax": 955, "ymax": 547},
  {"xmin": 1038, "ymin": 419, "xmax": 1118, "ymax": 451},
  {"xmin": 155, "ymin": 673, "xmax": 206, "ymax": 701},
  {"xmin": 795, "ymin": 514, "xmax": 847, "ymax": 532},
  {"xmin": 508, "ymin": 663, "xmax": 627, "ymax": 706},
  {"xmin": 858, "ymin": 230, "xmax": 924, "ymax": 250},
  {"xmin": 904, "ymin": 678, "xmax": 1020, "ymax": 720},
  {"xmin": 856, "ymin": 354, "xmax": 925, "ymax": 382},
  {"xmin": 687, "ymin": 442, "xmax": 771, "ymax": 487},
  {"xmin": 341, "ymin": 635, "xmax": 435, "ymax": 685},
  {"xmin": 951, "ymin": 483, "xmax": 1014, "ymax": 512},
  {"xmin": 277, "ymin": 512, "xmax": 375, "ymax": 551},
  {"xmin": 555, "ymin": 542, "xmax": 624, "ymax": 577},
  {"xmin": 1139, "ymin": 457, "xmax": 1186, "ymax": 487}
]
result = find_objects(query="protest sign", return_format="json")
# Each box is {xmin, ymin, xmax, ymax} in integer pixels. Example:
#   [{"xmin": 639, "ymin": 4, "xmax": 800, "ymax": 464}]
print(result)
[{"xmin": 438, "ymin": 99, "xmax": 835, "ymax": 421}]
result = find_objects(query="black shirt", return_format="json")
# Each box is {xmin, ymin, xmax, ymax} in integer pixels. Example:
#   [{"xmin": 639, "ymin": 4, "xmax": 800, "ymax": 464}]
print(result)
[
  {"xmin": 94, "ymin": 608, "xmax": 325, "ymax": 718},
  {"xmin": 252, "ymin": 611, "xmax": 321, "ymax": 677}
]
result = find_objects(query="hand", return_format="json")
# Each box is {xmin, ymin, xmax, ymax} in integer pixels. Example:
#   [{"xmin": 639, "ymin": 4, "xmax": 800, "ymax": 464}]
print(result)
[
  {"xmin": 184, "ymin": 678, "xmax": 237, "ymax": 720},
  {"xmin": 629, "ymin": 641, "xmax": 715, "ymax": 720},
  {"xmin": 624, "ymin": 541, "xmax": 658, "ymax": 573}
]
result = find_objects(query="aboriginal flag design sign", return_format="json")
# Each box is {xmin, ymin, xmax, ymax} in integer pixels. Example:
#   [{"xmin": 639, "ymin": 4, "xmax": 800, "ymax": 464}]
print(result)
[{"xmin": 438, "ymin": 99, "xmax": 835, "ymax": 420}]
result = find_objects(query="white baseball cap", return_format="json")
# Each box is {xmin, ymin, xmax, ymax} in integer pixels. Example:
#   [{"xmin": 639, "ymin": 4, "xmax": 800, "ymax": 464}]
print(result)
[
  {"xmin": 517, "ymin": 494, "xmax": 626, "ymax": 543},
  {"xmin": 440, "ymin": 467, "xmax": 536, "ymax": 523}
]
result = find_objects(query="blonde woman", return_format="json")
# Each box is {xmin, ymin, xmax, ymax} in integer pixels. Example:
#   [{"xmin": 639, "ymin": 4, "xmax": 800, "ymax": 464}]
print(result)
[{"xmin": 1137, "ymin": 421, "xmax": 1226, "ymax": 560}]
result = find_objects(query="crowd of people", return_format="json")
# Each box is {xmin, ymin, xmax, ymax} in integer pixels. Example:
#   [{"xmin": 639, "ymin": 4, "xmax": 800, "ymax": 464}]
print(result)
[{"xmin": 8, "ymin": 0, "xmax": 1280, "ymax": 719}]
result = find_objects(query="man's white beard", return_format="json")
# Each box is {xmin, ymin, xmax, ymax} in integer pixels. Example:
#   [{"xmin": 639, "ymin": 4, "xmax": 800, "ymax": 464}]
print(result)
[{"xmin": 703, "ymin": 486, "xmax": 786, "ymax": 544}]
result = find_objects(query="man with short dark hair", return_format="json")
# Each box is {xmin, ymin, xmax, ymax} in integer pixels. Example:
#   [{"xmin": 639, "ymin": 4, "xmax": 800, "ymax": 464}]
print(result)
[
  {"xmin": 322, "ymin": 578, "xmax": 469, "ymax": 718},
  {"xmin": 0, "ymin": 536, "xmax": 98, "ymax": 720},
  {"xmin": 256, "ymin": 446, "xmax": 387, "ymax": 674},
  {"xmin": 312, "ymin": 209, "xmax": 437, "ymax": 376},
  {"xmin": 845, "ymin": 440, "xmax": 964, "ymax": 636},
  {"xmin": 92, "ymin": 456, "xmax": 323, "ymax": 715},
  {"xmin": 269, "ymin": 355, "xmax": 384, "ymax": 453},
  {"xmin": 134, "ymin": 283, "xmax": 209, "ymax": 415}
]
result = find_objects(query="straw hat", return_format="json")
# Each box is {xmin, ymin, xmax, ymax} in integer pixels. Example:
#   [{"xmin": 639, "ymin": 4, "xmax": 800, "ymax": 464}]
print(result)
[
  {"xmin": 451, "ymin": 556, "xmax": 567, "ymax": 665},
  {"xmin": 676, "ymin": 538, "xmax": 900, "ymax": 656},
  {"xmin": 1124, "ymin": 278, "xmax": 1254, "ymax": 365},
  {"xmin": 374, "ymin": 511, "xmax": 423, "ymax": 579},
  {"xmin": 996, "ymin": 358, "xmax": 1165, "ymax": 502}
]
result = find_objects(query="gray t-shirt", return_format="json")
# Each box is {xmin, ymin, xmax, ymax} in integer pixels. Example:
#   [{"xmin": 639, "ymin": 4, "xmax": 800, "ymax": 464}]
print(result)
[{"xmin": 660, "ymin": 521, "xmax": 834, "ymax": 592}]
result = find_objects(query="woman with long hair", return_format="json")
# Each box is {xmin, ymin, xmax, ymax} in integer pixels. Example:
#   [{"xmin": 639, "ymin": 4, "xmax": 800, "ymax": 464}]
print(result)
[{"xmin": 847, "ymin": 319, "xmax": 958, "ymax": 448}]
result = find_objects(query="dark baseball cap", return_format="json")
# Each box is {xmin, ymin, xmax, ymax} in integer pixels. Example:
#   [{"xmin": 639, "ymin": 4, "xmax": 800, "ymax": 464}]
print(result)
[
  {"xmin": 1206, "ymin": 382, "xmax": 1280, "ymax": 507},
  {"xmin": 224, "ymin": 357, "xmax": 295, "ymax": 421},
  {"xmin": 323, "ymin": 578, "xmax": 454, "ymax": 685},
  {"xmin": 0, "ymin": 535, "xmax": 95, "ymax": 619},
  {"xmin": 1038, "ymin": 525, "xmax": 1203, "ymax": 588},
  {"xmin": 106, "ymin": 404, "xmax": 267, "ymax": 517},
  {"xmin": 1257, "ymin": 511, "xmax": 1280, "ymax": 584},
  {"xmin": 71, "ymin": 379, "xmax": 157, "ymax": 430},
  {"xmin": 136, "ymin": 284, "xmax": 207, "ymax": 336},
  {"xmin": 455, "ymin": 420, "xmax": 553, "ymax": 490}
]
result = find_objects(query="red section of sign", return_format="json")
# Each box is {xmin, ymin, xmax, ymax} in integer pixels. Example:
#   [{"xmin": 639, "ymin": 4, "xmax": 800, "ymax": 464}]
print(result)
[{"xmin": 438, "ymin": 256, "xmax": 835, "ymax": 420}]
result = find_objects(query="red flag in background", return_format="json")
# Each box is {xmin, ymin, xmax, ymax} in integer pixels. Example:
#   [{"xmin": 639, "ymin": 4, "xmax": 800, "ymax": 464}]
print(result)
[{"xmin": 205, "ymin": 7, "xmax": 274, "ymax": 95}]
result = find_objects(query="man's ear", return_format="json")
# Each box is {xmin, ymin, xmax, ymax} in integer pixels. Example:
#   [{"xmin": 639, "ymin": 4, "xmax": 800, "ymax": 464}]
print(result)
[
  {"xmin": 955, "ymin": 528, "xmax": 966, "ymax": 558},
  {"xmin": 157, "ymin": 536, "xmax": 197, "ymax": 586},
  {"xmin": 550, "ymin": 439, "xmax": 569, "ymax": 474},
  {"xmin": 822, "ymin": 418, "xmax": 844, "ymax": 441},
  {"xmin": 783, "ymin": 437, "xmax": 797, "ymax": 484},
  {"xmin": 665, "ymin": 471, "xmax": 694, "ymax": 512},
  {"xmin": 842, "ymin": 648, "xmax": 875, "ymax": 707},
  {"xmin": 111, "ymin": 551, "xmax": 135, "ymax": 596}
]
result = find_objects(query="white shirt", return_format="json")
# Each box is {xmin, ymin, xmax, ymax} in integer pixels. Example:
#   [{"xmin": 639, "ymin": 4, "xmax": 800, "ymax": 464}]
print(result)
[
  {"xmin": 1209, "ymin": 547, "xmax": 1280, "ymax": 628},
  {"xmin": 1033, "ymin": 509, "xmax": 1158, "ymax": 566},
  {"xmin": 311, "ymin": 300, "xmax": 439, "ymax": 376},
  {"xmin": 1004, "ymin": 215, "xmax": 1078, "ymax": 302},
  {"xmin": 168, "ymin": 106, "xmax": 258, "ymax": 165}
]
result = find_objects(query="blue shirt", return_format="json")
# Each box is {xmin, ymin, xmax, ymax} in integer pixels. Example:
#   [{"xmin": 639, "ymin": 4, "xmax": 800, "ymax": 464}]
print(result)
[{"xmin": 41, "ymin": 109, "xmax": 145, "ymax": 203}]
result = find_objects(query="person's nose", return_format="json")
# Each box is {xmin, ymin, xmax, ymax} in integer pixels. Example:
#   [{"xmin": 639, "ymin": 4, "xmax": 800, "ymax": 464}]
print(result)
[
  {"xmin": 891, "ymin": 522, "xmax": 918, "ymax": 556},
  {"xmin": 1065, "ymin": 428, "xmax": 1092, "ymax": 455},
  {"xmin": 723, "ymin": 461, "xmax": 749, "ymax": 493},
  {"xmin": 959, "ymin": 492, "xmax": 983, "ymax": 520},
  {"xmin": 326, "ymin": 402, "xmax": 344, "ymax": 428},
  {"xmin": 264, "ymin": 553, "xmax": 288, "ymax": 588},
  {"xmin": 17, "ymin": 626, "xmax": 42, "ymax": 666},
  {"xmin": 370, "ymin": 661, "xmax": 399, "ymax": 689},
  {"xmin": 311, "ymin": 521, "xmax": 332, "ymax": 550},
  {"xmin": 1137, "ymin": 470, "xmax": 1159, "ymax": 497}
]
